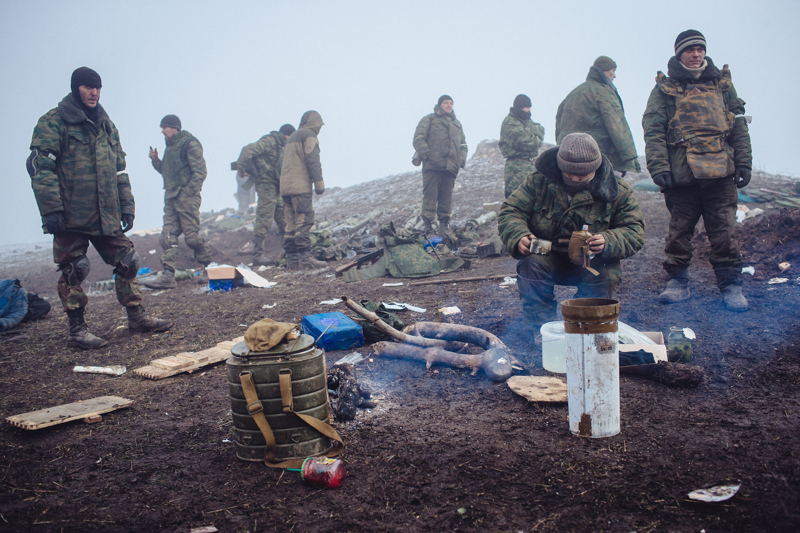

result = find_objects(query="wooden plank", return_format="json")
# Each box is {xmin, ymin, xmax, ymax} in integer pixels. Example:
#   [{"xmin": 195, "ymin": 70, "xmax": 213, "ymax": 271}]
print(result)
[
  {"xmin": 6, "ymin": 396, "xmax": 134, "ymax": 430},
  {"xmin": 133, "ymin": 343, "xmax": 236, "ymax": 380},
  {"xmin": 506, "ymin": 376, "xmax": 567, "ymax": 403},
  {"xmin": 335, "ymin": 260, "xmax": 358, "ymax": 277}
]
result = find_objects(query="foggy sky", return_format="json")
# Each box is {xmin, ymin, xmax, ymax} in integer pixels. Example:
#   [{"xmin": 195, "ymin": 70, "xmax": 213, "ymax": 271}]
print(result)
[{"xmin": 1, "ymin": 0, "xmax": 797, "ymax": 247}]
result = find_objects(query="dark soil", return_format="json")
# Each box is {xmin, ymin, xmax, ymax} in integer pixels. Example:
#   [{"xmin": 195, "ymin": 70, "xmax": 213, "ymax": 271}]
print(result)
[{"xmin": 2, "ymin": 169, "xmax": 800, "ymax": 532}]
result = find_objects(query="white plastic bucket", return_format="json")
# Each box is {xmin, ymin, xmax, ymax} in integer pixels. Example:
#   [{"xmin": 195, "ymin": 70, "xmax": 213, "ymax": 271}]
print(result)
[
  {"xmin": 561, "ymin": 298, "xmax": 620, "ymax": 438},
  {"xmin": 540, "ymin": 321, "xmax": 566, "ymax": 374}
]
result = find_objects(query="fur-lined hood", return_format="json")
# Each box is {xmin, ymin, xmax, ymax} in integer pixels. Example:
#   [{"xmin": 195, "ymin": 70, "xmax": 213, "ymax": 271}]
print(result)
[
  {"xmin": 534, "ymin": 146, "xmax": 618, "ymax": 202},
  {"xmin": 57, "ymin": 93, "xmax": 110, "ymax": 126}
]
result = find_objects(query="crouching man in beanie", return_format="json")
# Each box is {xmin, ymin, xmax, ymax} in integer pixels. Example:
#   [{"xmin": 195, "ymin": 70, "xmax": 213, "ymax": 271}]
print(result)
[
  {"xmin": 499, "ymin": 94, "xmax": 545, "ymax": 198},
  {"xmin": 498, "ymin": 133, "xmax": 645, "ymax": 329},
  {"xmin": 144, "ymin": 115, "xmax": 214, "ymax": 289},
  {"xmin": 643, "ymin": 30, "xmax": 752, "ymax": 311},
  {"xmin": 27, "ymin": 67, "xmax": 171, "ymax": 349}
]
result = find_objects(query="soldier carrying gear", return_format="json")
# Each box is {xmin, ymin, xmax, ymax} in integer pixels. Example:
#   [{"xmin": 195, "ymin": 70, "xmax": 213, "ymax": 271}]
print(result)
[
  {"xmin": 498, "ymin": 133, "xmax": 645, "ymax": 329},
  {"xmin": 499, "ymin": 94, "xmax": 545, "ymax": 198},
  {"xmin": 144, "ymin": 115, "xmax": 214, "ymax": 289},
  {"xmin": 643, "ymin": 30, "xmax": 753, "ymax": 311},
  {"xmin": 28, "ymin": 67, "xmax": 171, "ymax": 349}
]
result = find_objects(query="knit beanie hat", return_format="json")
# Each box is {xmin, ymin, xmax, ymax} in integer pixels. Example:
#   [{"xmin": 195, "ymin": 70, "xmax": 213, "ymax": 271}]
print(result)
[
  {"xmin": 279, "ymin": 124, "xmax": 296, "ymax": 136},
  {"xmin": 438, "ymin": 94, "xmax": 453, "ymax": 106},
  {"xmin": 593, "ymin": 56, "xmax": 617, "ymax": 71},
  {"xmin": 557, "ymin": 133, "xmax": 603, "ymax": 175},
  {"xmin": 675, "ymin": 30, "xmax": 706, "ymax": 56},
  {"xmin": 160, "ymin": 114, "xmax": 182, "ymax": 130},
  {"xmin": 513, "ymin": 94, "xmax": 532, "ymax": 110},
  {"xmin": 70, "ymin": 67, "xmax": 102, "ymax": 99}
]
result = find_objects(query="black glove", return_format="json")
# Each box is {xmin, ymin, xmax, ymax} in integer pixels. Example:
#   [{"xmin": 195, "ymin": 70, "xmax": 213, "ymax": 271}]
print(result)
[
  {"xmin": 121, "ymin": 214, "xmax": 135, "ymax": 233},
  {"xmin": 43, "ymin": 211, "xmax": 66, "ymax": 235},
  {"xmin": 734, "ymin": 166, "xmax": 751, "ymax": 189},
  {"xmin": 652, "ymin": 171, "xmax": 673, "ymax": 189}
]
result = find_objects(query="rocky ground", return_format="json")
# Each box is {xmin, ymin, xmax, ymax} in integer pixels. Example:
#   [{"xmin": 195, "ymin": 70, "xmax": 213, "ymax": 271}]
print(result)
[{"xmin": 1, "ymin": 143, "xmax": 799, "ymax": 532}]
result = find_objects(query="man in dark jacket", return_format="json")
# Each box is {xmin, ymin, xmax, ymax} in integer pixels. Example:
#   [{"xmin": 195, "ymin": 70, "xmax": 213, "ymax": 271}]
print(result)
[
  {"xmin": 412, "ymin": 95, "xmax": 468, "ymax": 232},
  {"xmin": 499, "ymin": 94, "xmax": 545, "ymax": 198},
  {"xmin": 145, "ymin": 115, "xmax": 213, "ymax": 288},
  {"xmin": 27, "ymin": 67, "xmax": 170, "ymax": 349},
  {"xmin": 642, "ymin": 30, "xmax": 752, "ymax": 311}
]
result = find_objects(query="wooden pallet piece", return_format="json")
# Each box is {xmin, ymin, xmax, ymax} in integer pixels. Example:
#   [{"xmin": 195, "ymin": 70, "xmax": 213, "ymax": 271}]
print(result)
[
  {"xmin": 506, "ymin": 376, "xmax": 568, "ymax": 403},
  {"xmin": 132, "ymin": 337, "xmax": 243, "ymax": 380},
  {"xmin": 6, "ymin": 396, "xmax": 134, "ymax": 430}
]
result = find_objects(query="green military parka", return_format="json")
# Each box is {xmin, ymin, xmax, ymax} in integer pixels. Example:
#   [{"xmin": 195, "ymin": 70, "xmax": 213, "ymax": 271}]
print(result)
[{"xmin": 412, "ymin": 105, "xmax": 468, "ymax": 175}]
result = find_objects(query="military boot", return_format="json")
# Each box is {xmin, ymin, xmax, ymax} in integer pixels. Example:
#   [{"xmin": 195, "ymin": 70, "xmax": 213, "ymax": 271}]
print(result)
[
  {"xmin": 142, "ymin": 269, "xmax": 176, "ymax": 289},
  {"xmin": 715, "ymin": 266, "xmax": 748, "ymax": 312},
  {"xmin": 252, "ymin": 237, "xmax": 268, "ymax": 266},
  {"xmin": 287, "ymin": 253, "xmax": 301, "ymax": 270},
  {"xmin": 422, "ymin": 218, "xmax": 434, "ymax": 234},
  {"xmin": 127, "ymin": 305, "xmax": 172, "ymax": 333},
  {"xmin": 66, "ymin": 308, "xmax": 109, "ymax": 350},
  {"xmin": 298, "ymin": 249, "xmax": 327, "ymax": 269},
  {"xmin": 659, "ymin": 268, "xmax": 690, "ymax": 303}
]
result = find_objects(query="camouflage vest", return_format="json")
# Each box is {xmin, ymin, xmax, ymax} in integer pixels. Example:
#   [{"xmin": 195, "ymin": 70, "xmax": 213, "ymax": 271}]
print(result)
[
  {"xmin": 657, "ymin": 66, "xmax": 735, "ymax": 179},
  {"xmin": 161, "ymin": 131, "xmax": 198, "ymax": 196}
]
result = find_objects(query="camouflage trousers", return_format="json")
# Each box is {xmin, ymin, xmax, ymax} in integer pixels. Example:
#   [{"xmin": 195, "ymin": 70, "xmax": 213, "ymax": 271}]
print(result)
[
  {"xmin": 422, "ymin": 169, "xmax": 457, "ymax": 225},
  {"xmin": 282, "ymin": 193, "xmax": 315, "ymax": 253},
  {"xmin": 663, "ymin": 179, "xmax": 741, "ymax": 271},
  {"xmin": 160, "ymin": 191, "xmax": 213, "ymax": 272},
  {"xmin": 504, "ymin": 158, "xmax": 534, "ymax": 198},
  {"xmin": 53, "ymin": 232, "xmax": 143, "ymax": 311},
  {"xmin": 235, "ymin": 174, "xmax": 256, "ymax": 214},
  {"xmin": 516, "ymin": 251, "xmax": 621, "ymax": 326},
  {"xmin": 254, "ymin": 177, "xmax": 286, "ymax": 240}
]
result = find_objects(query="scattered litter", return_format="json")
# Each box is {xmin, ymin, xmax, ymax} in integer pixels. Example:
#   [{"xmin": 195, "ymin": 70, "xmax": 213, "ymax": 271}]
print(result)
[
  {"xmin": 262, "ymin": 303, "xmax": 277, "ymax": 309},
  {"xmin": 688, "ymin": 484, "xmax": 741, "ymax": 503},
  {"xmin": 137, "ymin": 267, "xmax": 152, "ymax": 276},
  {"xmin": 618, "ymin": 321, "xmax": 657, "ymax": 345},
  {"xmin": 507, "ymin": 376, "xmax": 567, "ymax": 402},
  {"xmin": 320, "ymin": 298, "xmax": 343, "ymax": 305},
  {"xmin": 498, "ymin": 276, "xmax": 517, "ymax": 287},
  {"xmin": 737, "ymin": 204, "xmax": 750, "ymax": 213},
  {"xmin": 382, "ymin": 282, "xmax": 404, "ymax": 287},
  {"xmin": 193, "ymin": 285, "xmax": 211, "ymax": 294},
  {"xmin": 222, "ymin": 439, "xmax": 230, "ymax": 443},
  {"xmin": 189, "ymin": 527, "xmax": 219, "ymax": 533},
  {"xmin": 681, "ymin": 328, "xmax": 697, "ymax": 340},
  {"xmin": 257, "ymin": 265, "xmax": 270, "ymax": 272},
  {"xmin": 149, "ymin": 249, "xmax": 156, "ymax": 255},
  {"xmin": 735, "ymin": 210, "xmax": 746, "ymax": 224},
  {"xmin": 369, "ymin": 358, "xmax": 374, "ymax": 362},
  {"xmin": 745, "ymin": 207, "xmax": 763, "ymax": 220},
  {"xmin": 239, "ymin": 323, "xmax": 247, "ymax": 327},
  {"xmin": 768, "ymin": 278, "xmax": 789, "ymax": 284},
  {"xmin": 151, "ymin": 291, "xmax": 164, "ymax": 296},
  {"xmin": 384, "ymin": 302, "xmax": 426, "ymax": 313},
  {"xmin": 134, "ymin": 338, "xmax": 242, "ymax": 380},
  {"xmin": 6, "ymin": 396, "xmax": 134, "ymax": 430},
  {"xmin": 438, "ymin": 306, "xmax": 461, "ymax": 315},
  {"xmin": 238, "ymin": 268, "xmax": 277, "ymax": 288},
  {"xmin": 742, "ymin": 266, "xmax": 755, "ymax": 275},
  {"xmin": 335, "ymin": 352, "xmax": 365, "ymax": 365},
  {"xmin": 73, "ymin": 365, "xmax": 127, "ymax": 376},
  {"xmin": 779, "ymin": 262, "xmax": 791, "ymax": 272}
]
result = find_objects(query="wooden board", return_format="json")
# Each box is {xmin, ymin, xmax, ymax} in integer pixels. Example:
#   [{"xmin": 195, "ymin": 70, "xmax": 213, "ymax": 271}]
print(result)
[
  {"xmin": 507, "ymin": 376, "xmax": 568, "ymax": 403},
  {"xmin": 6, "ymin": 396, "xmax": 134, "ymax": 430},
  {"xmin": 133, "ymin": 337, "xmax": 243, "ymax": 380}
]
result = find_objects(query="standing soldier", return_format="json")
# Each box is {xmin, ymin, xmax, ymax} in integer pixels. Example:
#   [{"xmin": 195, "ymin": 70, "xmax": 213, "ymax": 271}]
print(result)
[
  {"xmin": 236, "ymin": 124, "xmax": 296, "ymax": 266},
  {"xmin": 412, "ymin": 95, "xmax": 468, "ymax": 232},
  {"xmin": 27, "ymin": 67, "xmax": 170, "ymax": 349},
  {"xmin": 499, "ymin": 94, "xmax": 545, "ymax": 198},
  {"xmin": 144, "ymin": 115, "xmax": 214, "ymax": 289},
  {"xmin": 556, "ymin": 56, "xmax": 641, "ymax": 175},
  {"xmin": 643, "ymin": 30, "xmax": 752, "ymax": 311},
  {"xmin": 280, "ymin": 111, "xmax": 326, "ymax": 270}
]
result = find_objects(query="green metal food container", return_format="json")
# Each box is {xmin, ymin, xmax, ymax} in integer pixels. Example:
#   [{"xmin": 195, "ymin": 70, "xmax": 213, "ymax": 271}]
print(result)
[{"xmin": 226, "ymin": 334, "xmax": 334, "ymax": 462}]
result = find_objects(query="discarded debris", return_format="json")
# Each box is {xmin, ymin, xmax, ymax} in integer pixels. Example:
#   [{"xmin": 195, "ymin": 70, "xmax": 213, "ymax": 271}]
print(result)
[
  {"xmin": 439, "ymin": 306, "xmax": 461, "ymax": 315},
  {"xmin": 779, "ymin": 262, "xmax": 791, "ymax": 272},
  {"xmin": 189, "ymin": 527, "xmax": 219, "ymax": 533},
  {"xmin": 133, "ymin": 338, "xmax": 243, "ymax": 380},
  {"xmin": 688, "ymin": 484, "xmax": 741, "ymax": 503},
  {"xmin": 320, "ymin": 298, "xmax": 343, "ymax": 305},
  {"xmin": 618, "ymin": 321, "xmax": 658, "ymax": 345},
  {"xmin": 6, "ymin": 396, "xmax": 134, "ymax": 430},
  {"xmin": 262, "ymin": 303, "xmax": 277, "ymax": 309},
  {"xmin": 768, "ymin": 278, "xmax": 789, "ymax": 284},
  {"xmin": 292, "ymin": 457, "xmax": 347, "ymax": 489},
  {"xmin": 382, "ymin": 282, "xmax": 404, "ymax": 287},
  {"xmin": 73, "ymin": 365, "xmax": 127, "ymax": 376},
  {"xmin": 507, "ymin": 376, "xmax": 567, "ymax": 402},
  {"xmin": 334, "ymin": 352, "xmax": 365, "ymax": 366},
  {"xmin": 382, "ymin": 302, "xmax": 426, "ymax": 313},
  {"xmin": 652, "ymin": 361, "xmax": 706, "ymax": 388},
  {"xmin": 327, "ymin": 363, "xmax": 374, "ymax": 421},
  {"xmin": 742, "ymin": 266, "xmax": 755, "ymax": 275},
  {"xmin": 498, "ymin": 276, "xmax": 517, "ymax": 287}
]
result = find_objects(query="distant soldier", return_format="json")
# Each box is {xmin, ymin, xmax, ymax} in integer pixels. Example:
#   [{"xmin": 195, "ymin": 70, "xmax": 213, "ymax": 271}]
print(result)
[
  {"xmin": 556, "ymin": 56, "xmax": 641, "ymax": 175},
  {"xmin": 643, "ymin": 30, "xmax": 752, "ymax": 311},
  {"xmin": 499, "ymin": 94, "xmax": 545, "ymax": 198},
  {"xmin": 236, "ymin": 124, "xmax": 296, "ymax": 265},
  {"xmin": 27, "ymin": 67, "xmax": 170, "ymax": 349},
  {"xmin": 280, "ymin": 111, "xmax": 326, "ymax": 270},
  {"xmin": 412, "ymin": 95, "xmax": 468, "ymax": 232},
  {"xmin": 498, "ymin": 133, "xmax": 645, "ymax": 328},
  {"xmin": 144, "ymin": 115, "xmax": 214, "ymax": 289}
]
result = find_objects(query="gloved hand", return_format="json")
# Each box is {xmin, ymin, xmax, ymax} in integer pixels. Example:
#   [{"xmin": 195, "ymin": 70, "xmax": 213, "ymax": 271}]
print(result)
[
  {"xmin": 652, "ymin": 171, "xmax": 673, "ymax": 189},
  {"xmin": 43, "ymin": 211, "xmax": 66, "ymax": 235},
  {"xmin": 314, "ymin": 180, "xmax": 325, "ymax": 195},
  {"xmin": 734, "ymin": 166, "xmax": 751, "ymax": 188},
  {"xmin": 121, "ymin": 214, "xmax": 135, "ymax": 232}
]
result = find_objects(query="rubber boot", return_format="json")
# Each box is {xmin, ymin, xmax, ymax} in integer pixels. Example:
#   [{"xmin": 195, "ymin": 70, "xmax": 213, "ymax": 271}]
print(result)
[
  {"xmin": 142, "ymin": 269, "xmax": 177, "ymax": 289},
  {"xmin": 659, "ymin": 268, "xmax": 690, "ymax": 303},
  {"xmin": 298, "ymin": 249, "xmax": 327, "ymax": 269},
  {"xmin": 127, "ymin": 305, "xmax": 172, "ymax": 333},
  {"xmin": 66, "ymin": 308, "xmax": 109, "ymax": 350},
  {"xmin": 715, "ymin": 266, "xmax": 748, "ymax": 312}
]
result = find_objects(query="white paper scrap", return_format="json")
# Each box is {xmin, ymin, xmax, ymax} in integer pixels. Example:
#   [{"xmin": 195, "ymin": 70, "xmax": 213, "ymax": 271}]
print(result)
[
  {"xmin": 262, "ymin": 303, "xmax": 277, "ymax": 309},
  {"xmin": 682, "ymin": 328, "xmax": 696, "ymax": 340},
  {"xmin": 688, "ymin": 484, "xmax": 740, "ymax": 503},
  {"xmin": 768, "ymin": 277, "xmax": 789, "ymax": 285},
  {"xmin": 335, "ymin": 352, "xmax": 365, "ymax": 365},
  {"xmin": 383, "ymin": 282, "xmax": 404, "ymax": 287},
  {"xmin": 499, "ymin": 277, "xmax": 517, "ymax": 287},
  {"xmin": 149, "ymin": 249, "xmax": 157, "ymax": 255},
  {"xmin": 742, "ymin": 266, "xmax": 755, "ymax": 275},
  {"xmin": 439, "ymin": 306, "xmax": 461, "ymax": 315},
  {"xmin": 257, "ymin": 265, "xmax": 271, "ymax": 272},
  {"xmin": 73, "ymin": 365, "xmax": 127, "ymax": 376},
  {"xmin": 319, "ymin": 298, "xmax": 343, "ymax": 305},
  {"xmin": 387, "ymin": 302, "xmax": 426, "ymax": 313},
  {"xmin": 237, "ymin": 268, "xmax": 277, "ymax": 288}
]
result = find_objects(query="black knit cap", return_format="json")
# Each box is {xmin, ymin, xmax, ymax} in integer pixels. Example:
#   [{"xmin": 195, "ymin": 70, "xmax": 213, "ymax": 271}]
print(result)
[
  {"xmin": 70, "ymin": 67, "xmax": 102, "ymax": 99},
  {"xmin": 513, "ymin": 94, "xmax": 532, "ymax": 110},
  {"xmin": 675, "ymin": 29, "xmax": 706, "ymax": 56},
  {"xmin": 438, "ymin": 94, "xmax": 453, "ymax": 106},
  {"xmin": 160, "ymin": 114, "xmax": 182, "ymax": 130},
  {"xmin": 279, "ymin": 124, "xmax": 296, "ymax": 136}
]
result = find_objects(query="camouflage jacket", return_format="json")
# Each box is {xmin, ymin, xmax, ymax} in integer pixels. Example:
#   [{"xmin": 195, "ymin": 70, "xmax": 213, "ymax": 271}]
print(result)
[
  {"xmin": 151, "ymin": 130, "xmax": 206, "ymax": 199},
  {"xmin": 29, "ymin": 93, "xmax": 133, "ymax": 236},
  {"xmin": 413, "ymin": 106, "xmax": 468, "ymax": 175},
  {"xmin": 236, "ymin": 130, "xmax": 286, "ymax": 185},
  {"xmin": 642, "ymin": 56, "xmax": 752, "ymax": 187},
  {"xmin": 280, "ymin": 111, "xmax": 323, "ymax": 196},
  {"xmin": 499, "ymin": 109, "xmax": 545, "ymax": 160},
  {"xmin": 556, "ymin": 67, "xmax": 641, "ymax": 173},
  {"xmin": 498, "ymin": 146, "xmax": 645, "ymax": 261}
]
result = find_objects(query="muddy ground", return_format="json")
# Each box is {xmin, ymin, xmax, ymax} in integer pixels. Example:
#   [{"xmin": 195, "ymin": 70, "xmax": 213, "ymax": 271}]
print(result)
[{"xmin": 1, "ymin": 165, "xmax": 799, "ymax": 532}]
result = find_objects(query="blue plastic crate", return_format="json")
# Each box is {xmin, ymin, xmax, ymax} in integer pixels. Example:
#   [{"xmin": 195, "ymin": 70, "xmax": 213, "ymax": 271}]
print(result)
[
  {"xmin": 209, "ymin": 278, "xmax": 243, "ymax": 292},
  {"xmin": 302, "ymin": 312, "xmax": 364, "ymax": 352}
]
